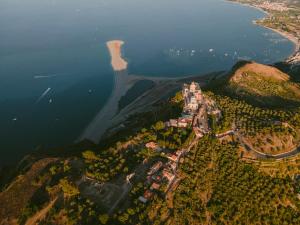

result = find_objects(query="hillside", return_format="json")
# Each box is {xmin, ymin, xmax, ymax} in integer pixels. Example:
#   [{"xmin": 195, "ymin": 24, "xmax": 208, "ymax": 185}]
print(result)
[
  {"xmin": 226, "ymin": 61, "xmax": 300, "ymax": 106},
  {"xmin": 1, "ymin": 63, "xmax": 300, "ymax": 224}
]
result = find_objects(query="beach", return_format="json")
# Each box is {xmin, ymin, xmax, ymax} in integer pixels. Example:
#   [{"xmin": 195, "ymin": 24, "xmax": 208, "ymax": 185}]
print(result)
[
  {"xmin": 253, "ymin": 20, "xmax": 299, "ymax": 55},
  {"xmin": 106, "ymin": 40, "xmax": 128, "ymax": 71},
  {"xmin": 78, "ymin": 40, "xmax": 136, "ymax": 142},
  {"xmin": 228, "ymin": 0, "xmax": 300, "ymax": 62}
]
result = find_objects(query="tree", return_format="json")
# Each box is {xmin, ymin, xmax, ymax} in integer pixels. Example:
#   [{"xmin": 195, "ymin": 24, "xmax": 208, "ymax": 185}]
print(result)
[
  {"xmin": 59, "ymin": 178, "xmax": 80, "ymax": 198},
  {"xmin": 82, "ymin": 150, "xmax": 98, "ymax": 161},
  {"xmin": 99, "ymin": 214, "xmax": 109, "ymax": 224},
  {"xmin": 154, "ymin": 121, "xmax": 165, "ymax": 131}
]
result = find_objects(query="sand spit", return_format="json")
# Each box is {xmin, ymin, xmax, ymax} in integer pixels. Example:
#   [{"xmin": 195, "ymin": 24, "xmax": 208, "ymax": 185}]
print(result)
[
  {"xmin": 107, "ymin": 40, "xmax": 128, "ymax": 71},
  {"xmin": 78, "ymin": 38, "xmax": 220, "ymax": 143},
  {"xmin": 78, "ymin": 69, "xmax": 138, "ymax": 143},
  {"xmin": 78, "ymin": 40, "xmax": 135, "ymax": 143}
]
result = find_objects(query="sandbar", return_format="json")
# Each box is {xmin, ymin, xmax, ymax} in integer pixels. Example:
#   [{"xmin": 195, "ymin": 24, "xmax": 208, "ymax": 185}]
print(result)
[{"xmin": 106, "ymin": 40, "xmax": 128, "ymax": 71}]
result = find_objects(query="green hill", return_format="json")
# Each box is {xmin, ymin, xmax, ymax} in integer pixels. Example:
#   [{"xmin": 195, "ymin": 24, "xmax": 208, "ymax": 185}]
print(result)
[{"xmin": 225, "ymin": 61, "xmax": 300, "ymax": 107}]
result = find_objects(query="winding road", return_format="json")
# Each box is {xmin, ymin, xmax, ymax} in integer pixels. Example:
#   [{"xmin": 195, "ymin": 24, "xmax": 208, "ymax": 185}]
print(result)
[{"xmin": 235, "ymin": 130, "xmax": 300, "ymax": 160}]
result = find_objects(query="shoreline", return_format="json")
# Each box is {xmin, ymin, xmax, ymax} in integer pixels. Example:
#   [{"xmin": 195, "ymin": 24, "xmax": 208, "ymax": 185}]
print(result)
[
  {"xmin": 79, "ymin": 3, "xmax": 300, "ymax": 143},
  {"xmin": 78, "ymin": 40, "xmax": 130, "ymax": 142},
  {"xmin": 227, "ymin": 0, "xmax": 299, "ymax": 62}
]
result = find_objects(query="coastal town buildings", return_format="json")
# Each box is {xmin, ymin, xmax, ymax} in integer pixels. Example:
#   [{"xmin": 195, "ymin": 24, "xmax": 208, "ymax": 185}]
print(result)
[
  {"xmin": 139, "ymin": 81, "xmax": 222, "ymax": 204},
  {"xmin": 257, "ymin": 1, "xmax": 289, "ymax": 12},
  {"xmin": 139, "ymin": 147, "xmax": 182, "ymax": 203},
  {"xmin": 167, "ymin": 81, "xmax": 221, "ymax": 137}
]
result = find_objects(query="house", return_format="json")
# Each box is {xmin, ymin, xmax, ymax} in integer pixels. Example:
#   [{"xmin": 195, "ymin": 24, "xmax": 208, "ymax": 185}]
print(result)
[
  {"xmin": 146, "ymin": 142, "xmax": 157, "ymax": 149},
  {"xmin": 167, "ymin": 153, "xmax": 179, "ymax": 162},
  {"xmin": 147, "ymin": 161, "xmax": 163, "ymax": 175},
  {"xmin": 177, "ymin": 118, "xmax": 189, "ymax": 128},
  {"xmin": 145, "ymin": 142, "xmax": 161, "ymax": 152},
  {"xmin": 150, "ymin": 182, "xmax": 161, "ymax": 190},
  {"xmin": 144, "ymin": 190, "xmax": 153, "ymax": 199},
  {"xmin": 139, "ymin": 190, "xmax": 154, "ymax": 203},
  {"xmin": 138, "ymin": 196, "xmax": 148, "ymax": 203},
  {"xmin": 162, "ymin": 169, "xmax": 175, "ymax": 182},
  {"xmin": 169, "ymin": 119, "xmax": 178, "ymax": 127}
]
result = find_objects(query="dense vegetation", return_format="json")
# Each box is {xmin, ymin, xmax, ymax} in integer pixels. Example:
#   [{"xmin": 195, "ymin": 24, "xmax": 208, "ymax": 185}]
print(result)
[
  {"xmin": 2, "ymin": 61, "xmax": 300, "ymax": 224},
  {"xmin": 172, "ymin": 137, "xmax": 300, "ymax": 225}
]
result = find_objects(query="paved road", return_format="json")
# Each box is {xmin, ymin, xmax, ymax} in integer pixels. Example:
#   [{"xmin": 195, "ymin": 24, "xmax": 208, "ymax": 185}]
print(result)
[{"xmin": 235, "ymin": 131, "xmax": 300, "ymax": 160}]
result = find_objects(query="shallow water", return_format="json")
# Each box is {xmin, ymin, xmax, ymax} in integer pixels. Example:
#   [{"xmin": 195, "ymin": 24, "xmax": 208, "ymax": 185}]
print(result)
[{"xmin": 0, "ymin": 0, "xmax": 295, "ymax": 164}]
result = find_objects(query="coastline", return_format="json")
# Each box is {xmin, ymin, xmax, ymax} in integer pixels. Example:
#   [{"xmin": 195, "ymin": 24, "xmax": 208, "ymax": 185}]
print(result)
[
  {"xmin": 79, "ymin": 3, "xmax": 300, "ymax": 143},
  {"xmin": 227, "ymin": 0, "xmax": 299, "ymax": 62},
  {"xmin": 258, "ymin": 24, "xmax": 299, "ymax": 54},
  {"xmin": 78, "ymin": 40, "xmax": 133, "ymax": 142}
]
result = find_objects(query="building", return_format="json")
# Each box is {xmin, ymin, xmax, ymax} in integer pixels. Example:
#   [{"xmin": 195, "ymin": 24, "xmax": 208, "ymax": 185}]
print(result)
[
  {"xmin": 144, "ymin": 190, "xmax": 153, "ymax": 199},
  {"xmin": 177, "ymin": 118, "xmax": 189, "ymax": 128},
  {"xmin": 146, "ymin": 142, "xmax": 158, "ymax": 149},
  {"xmin": 162, "ymin": 169, "xmax": 175, "ymax": 182},
  {"xmin": 139, "ymin": 190, "xmax": 154, "ymax": 203},
  {"xmin": 147, "ymin": 161, "xmax": 163, "ymax": 175},
  {"xmin": 167, "ymin": 153, "xmax": 179, "ymax": 162},
  {"xmin": 168, "ymin": 119, "xmax": 178, "ymax": 127},
  {"xmin": 150, "ymin": 182, "xmax": 161, "ymax": 190},
  {"xmin": 145, "ymin": 142, "xmax": 161, "ymax": 152},
  {"xmin": 151, "ymin": 174, "xmax": 162, "ymax": 182},
  {"xmin": 166, "ymin": 116, "xmax": 192, "ymax": 128},
  {"xmin": 138, "ymin": 196, "xmax": 148, "ymax": 203},
  {"xmin": 171, "ymin": 81, "xmax": 222, "ymax": 138},
  {"xmin": 183, "ymin": 82, "xmax": 204, "ymax": 114}
]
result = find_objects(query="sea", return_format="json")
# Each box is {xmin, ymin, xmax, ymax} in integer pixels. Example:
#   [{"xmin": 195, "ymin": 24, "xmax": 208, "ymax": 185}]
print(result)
[{"xmin": 0, "ymin": 0, "xmax": 295, "ymax": 165}]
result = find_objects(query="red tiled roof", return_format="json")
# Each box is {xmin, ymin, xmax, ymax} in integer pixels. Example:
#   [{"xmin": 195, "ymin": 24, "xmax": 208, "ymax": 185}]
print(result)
[
  {"xmin": 144, "ymin": 190, "xmax": 153, "ymax": 199},
  {"xmin": 151, "ymin": 182, "xmax": 161, "ymax": 190},
  {"xmin": 146, "ymin": 142, "xmax": 158, "ymax": 149}
]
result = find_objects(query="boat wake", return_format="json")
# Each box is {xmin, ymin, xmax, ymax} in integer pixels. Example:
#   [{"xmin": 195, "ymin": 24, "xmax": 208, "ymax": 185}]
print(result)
[
  {"xmin": 36, "ymin": 87, "xmax": 51, "ymax": 103},
  {"xmin": 34, "ymin": 73, "xmax": 67, "ymax": 79}
]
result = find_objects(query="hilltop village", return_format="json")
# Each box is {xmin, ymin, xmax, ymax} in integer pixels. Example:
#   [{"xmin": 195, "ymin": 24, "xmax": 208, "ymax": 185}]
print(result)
[
  {"xmin": 77, "ymin": 82, "xmax": 223, "ymax": 207},
  {"xmin": 137, "ymin": 82, "xmax": 222, "ymax": 203},
  {"xmin": 166, "ymin": 82, "xmax": 221, "ymax": 137}
]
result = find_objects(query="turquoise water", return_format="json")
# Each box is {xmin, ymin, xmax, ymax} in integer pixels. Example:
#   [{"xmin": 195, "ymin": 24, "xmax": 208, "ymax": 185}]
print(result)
[{"xmin": 0, "ymin": 0, "xmax": 295, "ymax": 164}]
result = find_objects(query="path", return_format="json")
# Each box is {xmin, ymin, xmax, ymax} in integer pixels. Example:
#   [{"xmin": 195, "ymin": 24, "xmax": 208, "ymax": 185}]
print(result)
[{"xmin": 25, "ymin": 197, "xmax": 57, "ymax": 225}]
